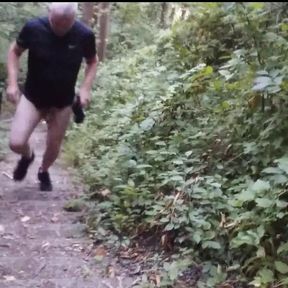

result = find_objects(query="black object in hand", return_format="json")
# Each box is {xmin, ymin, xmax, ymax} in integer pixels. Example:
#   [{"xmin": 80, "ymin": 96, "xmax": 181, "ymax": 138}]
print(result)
[{"xmin": 72, "ymin": 95, "xmax": 85, "ymax": 124}]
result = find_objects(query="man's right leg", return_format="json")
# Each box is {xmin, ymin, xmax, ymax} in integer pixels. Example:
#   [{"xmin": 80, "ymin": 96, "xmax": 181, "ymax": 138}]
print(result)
[{"xmin": 9, "ymin": 95, "xmax": 42, "ymax": 180}]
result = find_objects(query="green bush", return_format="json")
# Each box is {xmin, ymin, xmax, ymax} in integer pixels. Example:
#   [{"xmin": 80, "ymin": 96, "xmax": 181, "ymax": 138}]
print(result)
[{"xmin": 65, "ymin": 2, "xmax": 288, "ymax": 287}]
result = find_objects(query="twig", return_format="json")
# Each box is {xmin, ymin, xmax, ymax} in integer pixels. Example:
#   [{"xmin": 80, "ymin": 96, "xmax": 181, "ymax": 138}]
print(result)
[
  {"xmin": 2, "ymin": 172, "xmax": 13, "ymax": 180},
  {"xmin": 33, "ymin": 262, "xmax": 47, "ymax": 278},
  {"xmin": 130, "ymin": 277, "xmax": 142, "ymax": 287},
  {"xmin": 102, "ymin": 282, "xmax": 114, "ymax": 288},
  {"xmin": 117, "ymin": 277, "xmax": 123, "ymax": 288}
]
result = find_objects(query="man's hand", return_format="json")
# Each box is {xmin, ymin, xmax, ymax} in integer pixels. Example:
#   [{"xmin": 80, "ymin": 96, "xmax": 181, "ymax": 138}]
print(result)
[
  {"xmin": 6, "ymin": 84, "xmax": 20, "ymax": 105},
  {"xmin": 79, "ymin": 87, "xmax": 91, "ymax": 109}
]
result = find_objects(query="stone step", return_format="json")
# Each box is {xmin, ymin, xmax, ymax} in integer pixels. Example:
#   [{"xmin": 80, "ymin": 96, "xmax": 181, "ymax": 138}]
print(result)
[
  {"xmin": 0, "ymin": 223, "xmax": 87, "ymax": 240},
  {"xmin": 0, "ymin": 200, "xmax": 82, "ymax": 225},
  {"xmin": 1, "ymin": 186, "xmax": 79, "ymax": 201},
  {"xmin": 0, "ymin": 256, "xmax": 89, "ymax": 280},
  {"xmin": 0, "ymin": 277, "xmax": 134, "ymax": 288},
  {"xmin": 0, "ymin": 238, "xmax": 92, "ymax": 258}
]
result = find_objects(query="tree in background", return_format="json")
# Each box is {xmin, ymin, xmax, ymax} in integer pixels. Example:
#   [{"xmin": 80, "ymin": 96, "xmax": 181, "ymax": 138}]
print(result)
[
  {"xmin": 97, "ymin": 2, "xmax": 110, "ymax": 62},
  {"xmin": 80, "ymin": 2, "xmax": 110, "ymax": 62}
]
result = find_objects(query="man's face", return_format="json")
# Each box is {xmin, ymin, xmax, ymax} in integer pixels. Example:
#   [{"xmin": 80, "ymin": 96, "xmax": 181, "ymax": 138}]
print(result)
[{"xmin": 49, "ymin": 12, "xmax": 75, "ymax": 37}]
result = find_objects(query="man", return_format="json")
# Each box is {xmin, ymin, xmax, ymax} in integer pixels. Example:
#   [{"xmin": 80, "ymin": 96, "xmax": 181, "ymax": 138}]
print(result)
[{"xmin": 6, "ymin": 2, "xmax": 98, "ymax": 191}]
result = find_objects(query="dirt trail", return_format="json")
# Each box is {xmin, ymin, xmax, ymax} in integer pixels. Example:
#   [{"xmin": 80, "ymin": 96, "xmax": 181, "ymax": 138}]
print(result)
[{"xmin": 0, "ymin": 120, "xmax": 133, "ymax": 288}]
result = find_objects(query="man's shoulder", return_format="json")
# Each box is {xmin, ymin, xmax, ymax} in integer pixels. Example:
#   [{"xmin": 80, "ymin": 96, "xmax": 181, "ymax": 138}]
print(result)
[
  {"xmin": 73, "ymin": 20, "xmax": 94, "ymax": 37},
  {"xmin": 24, "ymin": 16, "xmax": 48, "ymax": 29}
]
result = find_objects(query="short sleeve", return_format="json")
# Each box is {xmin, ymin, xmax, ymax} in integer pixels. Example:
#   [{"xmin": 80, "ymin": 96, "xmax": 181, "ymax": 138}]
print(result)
[
  {"xmin": 83, "ymin": 31, "xmax": 96, "ymax": 60},
  {"xmin": 16, "ymin": 21, "xmax": 32, "ymax": 49}
]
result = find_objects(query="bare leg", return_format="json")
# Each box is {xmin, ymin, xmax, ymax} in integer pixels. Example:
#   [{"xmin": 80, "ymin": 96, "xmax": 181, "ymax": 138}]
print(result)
[
  {"xmin": 41, "ymin": 106, "xmax": 72, "ymax": 172},
  {"xmin": 9, "ymin": 95, "xmax": 42, "ymax": 157}
]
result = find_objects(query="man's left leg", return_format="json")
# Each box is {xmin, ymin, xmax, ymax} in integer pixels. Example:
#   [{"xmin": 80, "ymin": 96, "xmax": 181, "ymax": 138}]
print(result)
[{"xmin": 38, "ymin": 106, "xmax": 72, "ymax": 191}]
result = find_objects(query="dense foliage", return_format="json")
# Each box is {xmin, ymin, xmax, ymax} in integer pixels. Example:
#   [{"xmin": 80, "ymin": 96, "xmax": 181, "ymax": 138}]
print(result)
[{"xmin": 2, "ymin": 1, "xmax": 288, "ymax": 287}]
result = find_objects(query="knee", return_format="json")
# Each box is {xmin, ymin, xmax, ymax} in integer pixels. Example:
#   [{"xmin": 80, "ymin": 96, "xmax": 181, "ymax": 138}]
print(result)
[{"xmin": 9, "ymin": 138, "xmax": 26, "ymax": 154}]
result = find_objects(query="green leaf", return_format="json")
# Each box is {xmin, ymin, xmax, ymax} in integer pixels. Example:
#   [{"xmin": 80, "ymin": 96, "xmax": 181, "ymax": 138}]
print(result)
[
  {"xmin": 262, "ymin": 167, "xmax": 283, "ymax": 174},
  {"xmin": 277, "ymin": 157, "xmax": 288, "ymax": 174},
  {"xmin": 172, "ymin": 159, "xmax": 184, "ymax": 165},
  {"xmin": 221, "ymin": 101, "xmax": 230, "ymax": 110},
  {"xmin": 276, "ymin": 201, "xmax": 288, "ymax": 208},
  {"xmin": 155, "ymin": 141, "xmax": 166, "ymax": 146},
  {"xmin": 160, "ymin": 217, "xmax": 170, "ymax": 223},
  {"xmin": 255, "ymin": 198, "xmax": 274, "ymax": 208},
  {"xmin": 192, "ymin": 231, "xmax": 202, "ymax": 244},
  {"xmin": 219, "ymin": 70, "xmax": 234, "ymax": 80},
  {"xmin": 279, "ymin": 163, "xmax": 288, "ymax": 174},
  {"xmin": 275, "ymin": 261, "xmax": 288, "ymax": 274},
  {"xmin": 277, "ymin": 243, "xmax": 288, "ymax": 254},
  {"xmin": 136, "ymin": 164, "xmax": 153, "ymax": 169},
  {"xmin": 250, "ymin": 277, "xmax": 262, "ymax": 287},
  {"xmin": 168, "ymin": 262, "xmax": 179, "ymax": 281},
  {"xmin": 270, "ymin": 174, "xmax": 288, "ymax": 185},
  {"xmin": 237, "ymin": 189, "xmax": 254, "ymax": 202},
  {"xmin": 280, "ymin": 23, "xmax": 288, "ymax": 32},
  {"xmin": 248, "ymin": 2, "xmax": 264, "ymax": 10},
  {"xmin": 63, "ymin": 199, "xmax": 85, "ymax": 212},
  {"xmin": 256, "ymin": 246, "xmax": 266, "ymax": 258},
  {"xmin": 251, "ymin": 180, "xmax": 270, "ymax": 193},
  {"xmin": 277, "ymin": 212, "xmax": 285, "ymax": 219},
  {"xmin": 140, "ymin": 118, "xmax": 155, "ymax": 131},
  {"xmin": 164, "ymin": 223, "xmax": 175, "ymax": 231},
  {"xmin": 252, "ymin": 76, "xmax": 272, "ymax": 91},
  {"xmin": 202, "ymin": 241, "xmax": 221, "ymax": 250},
  {"xmin": 258, "ymin": 268, "xmax": 274, "ymax": 284},
  {"xmin": 203, "ymin": 66, "xmax": 213, "ymax": 75},
  {"xmin": 231, "ymin": 227, "xmax": 264, "ymax": 248},
  {"xmin": 127, "ymin": 179, "xmax": 135, "ymax": 187},
  {"xmin": 169, "ymin": 175, "xmax": 184, "ymax": 182}
]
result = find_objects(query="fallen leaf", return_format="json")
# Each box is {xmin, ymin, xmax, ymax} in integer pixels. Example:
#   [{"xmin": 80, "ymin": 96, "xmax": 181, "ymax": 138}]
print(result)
[
  {"xmin": 4, "ymin": 275, "xmax": 16, "ymax": 282},
  {"xmin": 94, "ymin": 245, "xmax": 107, "ymax": 262},
  {"xmin": 106, "ymin": 265, "xmax": 116, "ymax": 278},
  {"xmin": 156, "ymin": 274, "xmax": 161, "ymax": 287},
  {"xmin": 94, "ymin": 245, "xmax": 107, "ymax": 257},
  {"xmin": 81, "ymin": 265, "xmax": 93, "ymax": 278},
  {"xmin": 0, "ymin": 225, "xmax": 5, "ymax": 233},
  {"xmin": 219, "ymin": 212, "xmax": 226, "ymax": 228},
  {"xmin": 41, "ymin": 242, "xmax": 50, "ymax": 249},
  {"xmin": 129, "ymin": 264, "xmax": 141, "ymax": 276},
  {"xmin": 51, "ymin": 216, "xmax": 59, "ymax": 223},
  {"xmin": 100, "ymin": 189, "xmax": 111, "ymax": 197},
  {"xmin": 94, "ymin": 255, "xmax": 104, "ymax": 262},
  {"xmin": 21, "ymin": 216, "xmax": 30, "ymax": 223}
]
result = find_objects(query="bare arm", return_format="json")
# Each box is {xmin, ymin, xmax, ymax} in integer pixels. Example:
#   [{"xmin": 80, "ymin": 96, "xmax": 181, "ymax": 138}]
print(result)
[
  {"xmin": 6, "ymin": 41, "xmax": 26, "ymax": 104},
  {"xmin": 79, "ymin": 54, "xmax": 98, "ymax": 108}
]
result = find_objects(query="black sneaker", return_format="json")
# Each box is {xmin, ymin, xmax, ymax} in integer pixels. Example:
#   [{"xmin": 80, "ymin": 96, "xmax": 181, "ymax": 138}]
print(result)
[
  {"xmin": 38, "ymin": 170, "xmax": 53, "ymax": 191},
  {"xmin": 13, "ymin": 152, "xmax": 35, "ymax": 181}
]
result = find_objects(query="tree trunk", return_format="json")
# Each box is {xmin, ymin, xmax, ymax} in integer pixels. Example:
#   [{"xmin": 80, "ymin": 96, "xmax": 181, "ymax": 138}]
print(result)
[
  {"xmin": 97, "ymin": 2, "xmax": 110, "ymax": 62},
  {"xmin": 81, "ymin": 2, "xmax": 95, "ymax": 27},
  {"xmin": 160, "ymin": 2, "xmax": 169, "ymax": 28},
  {"xmin": 180, "ymin": 8, "xmax": 187, "ymax": 21},
  {"xmin": 169, "ymin": 5, "xmax": 176, "ymax": 23},
  {"xmin": 93, "ymin": 2, "xmax": 100, "ymax": 29}
]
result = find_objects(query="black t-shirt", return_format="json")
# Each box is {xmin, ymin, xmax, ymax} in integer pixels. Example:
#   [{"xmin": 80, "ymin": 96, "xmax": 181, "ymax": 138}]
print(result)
[{"xmin": 17, "ymin": 16, "xmax": 96, "ymax": 109}]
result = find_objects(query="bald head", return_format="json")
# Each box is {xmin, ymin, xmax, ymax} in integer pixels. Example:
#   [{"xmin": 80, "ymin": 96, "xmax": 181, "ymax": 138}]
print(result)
[
  {"xmin": 49, "ymin": 3, "xmax": 78, "ymax": 17},
  {"xmin": 48, "ymin": 2, "xmax": 78, "ymax": 37}
]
